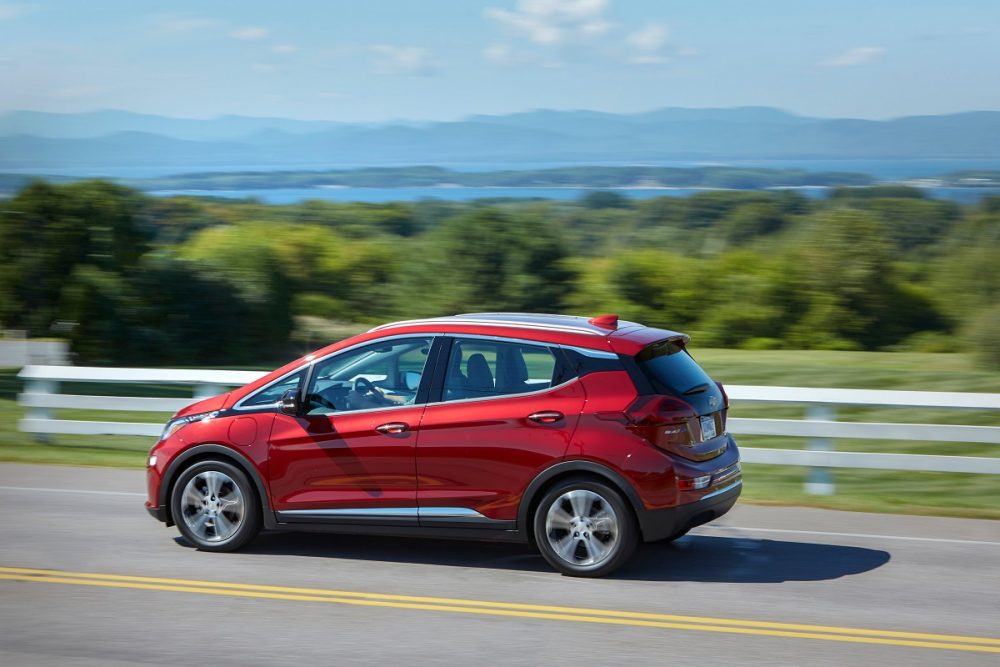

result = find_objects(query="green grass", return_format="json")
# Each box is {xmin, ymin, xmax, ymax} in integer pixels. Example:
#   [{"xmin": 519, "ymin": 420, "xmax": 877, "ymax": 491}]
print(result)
[
  {"xmin": 0, "ymin": 368, "xmax": 171, "ymax": 467},
  {"xmin": 1, "ymin": 350, "xmax": 999, "ymax": 519},
  {"xmin": 693, "ymin": 349, "xmax": 1000, "ymax": 519}
]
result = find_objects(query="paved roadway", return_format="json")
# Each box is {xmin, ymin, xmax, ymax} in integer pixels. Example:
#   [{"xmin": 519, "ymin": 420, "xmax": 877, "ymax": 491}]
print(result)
[{"xmin": 1, "ymin": 463, "xmax": 998, "ymax": 666}]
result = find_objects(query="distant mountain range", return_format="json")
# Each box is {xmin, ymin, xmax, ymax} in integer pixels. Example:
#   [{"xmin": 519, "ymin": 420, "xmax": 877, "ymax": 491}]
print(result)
[{"xmin": 1, "ymin": 107, "xmax": 999, "ymax": 171}]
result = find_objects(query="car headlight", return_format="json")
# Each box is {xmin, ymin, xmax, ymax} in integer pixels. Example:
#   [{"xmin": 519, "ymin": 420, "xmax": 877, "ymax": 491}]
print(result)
[{"xmin": 160, "ymin": 411, "xmax": 218, "ymax": 442}]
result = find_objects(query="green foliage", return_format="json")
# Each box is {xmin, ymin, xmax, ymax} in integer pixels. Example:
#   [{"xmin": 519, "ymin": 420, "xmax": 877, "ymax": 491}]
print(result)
[
  {"xmin": 0, "ymin": 180, "xmax": 150, "ymax": 335},
  {"xmin": 965, "ymin": 305, "xmax": 1000, "ymax": 370},
  {"xmin": 411, "ymin": 208, "xmax": 576, "ymax": 315},
  {"xmin": 580, "ymin": 191, "xmax": 631, "ymax": 210},
  {"xmin": 0, "ymin": 178, "xmax": 995, "ymax": 364}
]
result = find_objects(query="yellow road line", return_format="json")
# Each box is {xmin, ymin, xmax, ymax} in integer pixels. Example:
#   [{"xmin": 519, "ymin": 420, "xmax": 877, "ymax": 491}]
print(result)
[
  {"xmin": 2, "ymin": 565, "xmax": 995, "ymax": 645},
  {"xmin": 1, "ymin": 567, "xmax": 997, "ymax": 654}
]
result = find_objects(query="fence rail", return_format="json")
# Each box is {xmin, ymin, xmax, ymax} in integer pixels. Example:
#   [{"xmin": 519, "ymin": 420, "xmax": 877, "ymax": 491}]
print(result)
[{"xmin": 15, "ymin": 365, "xmax": 1000, "ymax": 493}]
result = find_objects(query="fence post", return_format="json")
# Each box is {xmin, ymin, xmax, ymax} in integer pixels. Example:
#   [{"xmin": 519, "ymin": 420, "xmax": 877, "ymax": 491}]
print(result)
[
  {"xmin": 804, "ymin": 404, "xmax": 835, "ymax": 495},
  {"xmin": 193, "ymin": 383, "xmax": 224, "ymax": 400},
  {"xmin": 25, "ymin": 377, "xmax": 58, "ymax": 443}
]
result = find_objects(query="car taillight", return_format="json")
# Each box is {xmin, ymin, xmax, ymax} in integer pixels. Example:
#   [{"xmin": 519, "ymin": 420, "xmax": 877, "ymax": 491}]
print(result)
[{"xmin": 625, "ymin": 395, "xmax": 697, "ymax": 456}]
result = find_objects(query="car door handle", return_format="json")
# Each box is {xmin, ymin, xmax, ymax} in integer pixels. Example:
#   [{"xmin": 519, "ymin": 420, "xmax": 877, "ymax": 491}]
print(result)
[
  {"xmin": 528, "ymin": 411, "xmax": 564, "ymax": 424},
  {"xmin": 375, "ymin": 422, "xmax": 409, "ymax": 435}
]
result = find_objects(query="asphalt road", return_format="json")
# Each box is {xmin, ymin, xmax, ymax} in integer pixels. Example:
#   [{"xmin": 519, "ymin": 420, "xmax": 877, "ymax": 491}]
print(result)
[{"xmin": 1, "ymin": 463, "xmax": 998, "ymax": 666}]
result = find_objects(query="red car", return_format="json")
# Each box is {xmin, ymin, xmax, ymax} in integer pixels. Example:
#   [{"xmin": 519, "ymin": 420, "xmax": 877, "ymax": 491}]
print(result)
[{"xmin": 146, "ymin": 313, "xmax": 741, "ymax": 577}]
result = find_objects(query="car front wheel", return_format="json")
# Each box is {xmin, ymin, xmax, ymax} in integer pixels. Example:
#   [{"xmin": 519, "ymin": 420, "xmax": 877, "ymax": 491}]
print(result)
[
  {"xmin": 171, "ymin": 460, "xmax": 261, "ymax": 551},
  {"xmin": 533, "ymin": 479, "xmax": 638, "ymax": 577}
]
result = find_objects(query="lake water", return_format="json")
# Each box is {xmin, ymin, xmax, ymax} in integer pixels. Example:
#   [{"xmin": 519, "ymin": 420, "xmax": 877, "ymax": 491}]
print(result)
[
  {"xmin": 17, "ymin": 158, "xmax": 1000, "ymax": 180},
  {"xmin": 12, "ymin": 158, "xmax": 1000, "ymax": 204},
  {"xmin": 148, "ymin": 185, "xmax": 1000, "ymax": 205}
]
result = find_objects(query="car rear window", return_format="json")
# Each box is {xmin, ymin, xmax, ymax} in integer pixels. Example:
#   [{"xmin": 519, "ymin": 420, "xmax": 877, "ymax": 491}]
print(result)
[{"xmin": 635, "ymin": 339, "xmax": 714, "ymax": 397}]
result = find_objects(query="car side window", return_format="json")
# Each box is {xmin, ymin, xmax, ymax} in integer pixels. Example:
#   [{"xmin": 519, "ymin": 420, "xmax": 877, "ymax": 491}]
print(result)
[
  {"xmin": 241, "ymin": 369, "xmax": 304, "ymax": 407},
  {"xmin": 443, "ymin": 338, "xmax": 561, "ymax": 401},
  {"xmin": 304, "ymin": 337, "xmax": 434, "ymax": 415}
]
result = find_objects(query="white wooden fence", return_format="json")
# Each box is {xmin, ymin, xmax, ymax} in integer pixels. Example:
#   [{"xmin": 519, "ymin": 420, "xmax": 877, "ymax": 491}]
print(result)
[{"xmin": 16, "ymin": 365, "xmax": 1000, "ymax": 494}]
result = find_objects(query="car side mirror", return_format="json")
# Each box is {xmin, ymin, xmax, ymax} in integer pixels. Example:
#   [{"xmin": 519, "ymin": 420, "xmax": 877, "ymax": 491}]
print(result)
[
  {"xmin": 403, "ymin": 371, "xmax": 421, "ymax": 391},
  {"xmin": 279, "ymin": 389, "xmax": 301, "ymax": 415}
]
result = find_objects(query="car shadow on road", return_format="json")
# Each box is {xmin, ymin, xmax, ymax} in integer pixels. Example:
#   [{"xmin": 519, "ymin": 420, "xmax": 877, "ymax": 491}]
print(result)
[
  {"xmin": 620, "ymin": 534, "xmax": 891, "ymax": 582},
  {"xmin": 179, "ymin": 531, "xmax": 890, "ymax": 582}
]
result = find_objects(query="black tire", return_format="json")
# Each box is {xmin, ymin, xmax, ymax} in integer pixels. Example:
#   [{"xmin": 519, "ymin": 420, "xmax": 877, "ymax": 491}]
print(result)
[
  {"xmin": 533, "ymin": 478, "xmax": 638, "ymax": 577},
  {"xmin": 171, "ymin": 460, "xmax": 261, "ymax": 552}
]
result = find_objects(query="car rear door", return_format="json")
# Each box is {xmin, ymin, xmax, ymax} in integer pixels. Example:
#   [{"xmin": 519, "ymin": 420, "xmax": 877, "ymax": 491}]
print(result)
[{"xmin": 415, "ymin": 336, "xmax": 585, "ymax": 526}]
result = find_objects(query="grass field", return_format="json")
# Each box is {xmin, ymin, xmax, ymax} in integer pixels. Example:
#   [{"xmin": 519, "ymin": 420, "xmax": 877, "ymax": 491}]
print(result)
[{"xmin": 1, "ymin": 349, "xmax": 998, "ymax": 519}]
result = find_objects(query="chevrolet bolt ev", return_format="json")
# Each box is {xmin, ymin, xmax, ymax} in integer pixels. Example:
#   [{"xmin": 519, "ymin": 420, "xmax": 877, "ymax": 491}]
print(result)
[{"xmin": 146, "ymin": 313, "xmax": 742, "ymax": 577}]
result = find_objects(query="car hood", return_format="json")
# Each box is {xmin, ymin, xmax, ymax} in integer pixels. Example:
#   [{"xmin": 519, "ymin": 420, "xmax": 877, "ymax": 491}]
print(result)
[{"xmin": 174, "ymin": 393, "xmax": 231, "ymax": 419}]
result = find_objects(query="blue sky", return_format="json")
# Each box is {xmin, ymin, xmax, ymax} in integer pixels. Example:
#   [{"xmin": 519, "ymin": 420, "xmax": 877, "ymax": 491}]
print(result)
[{"xmin": 1, "ymin": 0, "xmax": 997, "ymax": 121}]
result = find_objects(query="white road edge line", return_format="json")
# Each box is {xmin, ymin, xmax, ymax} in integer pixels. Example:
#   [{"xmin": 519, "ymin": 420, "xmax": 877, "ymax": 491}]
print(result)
[
  {"xmin": 0, "ymin": 486, "xmax": 145, "ymax": 497},
  {"xmin": 696, "ymin": 525, "xmax": 1000, "ymax": 547},
  {"xmin": 2, "ymin": 485, "xmax": 998, "ymax": 546}
]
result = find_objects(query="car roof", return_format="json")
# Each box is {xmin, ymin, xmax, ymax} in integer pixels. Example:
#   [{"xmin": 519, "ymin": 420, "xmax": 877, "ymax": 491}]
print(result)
[
  {"xmin": 369, "ymin": 313, "xmax": 687, "ymax": 353},
  {"xmin": 226, "ymin": 313, "xmax": 688, "ymax": 407},
  {"xmin": 370, "ymin": 312, "xmax": 637, "ymax": 337}
]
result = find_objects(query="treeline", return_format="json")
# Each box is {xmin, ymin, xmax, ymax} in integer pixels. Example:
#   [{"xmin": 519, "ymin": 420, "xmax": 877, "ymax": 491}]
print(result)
[
  {"xmin": 0, "ymin": 181, "xmax": 998, "ymax": 367},
  {"xmin": 130, "ymin": 165, "xmax": 873, "ymax": 192}
]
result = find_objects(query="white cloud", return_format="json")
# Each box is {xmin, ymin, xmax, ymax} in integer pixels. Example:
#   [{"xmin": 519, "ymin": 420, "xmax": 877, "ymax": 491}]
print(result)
[
  {"xmin": 483, "ymin": 43, "xmax": 535, "ymax": 67},
  {"xmin": 485, "ymin": 0, "xmax": 610, "ymax": 46},
  {"xmin": 0, "ymin": 2, "xmax": 34, "ymax": 20},
  {"xmin": 484, "ymin": 43, "xmax": 513, "ymax": 65},
  {"xmin": 229, "ymin": 26, "xmax": 270, "ymax": 41},
  {"xmin": 623, "ymin": 22, "xmax": 687, "ymax": 66},
  {"xmin": 626, "ymin": 23, "xmax": 668, "ymax": 53},
  {"xmin": 819, "ymin": 46, "xmax": 885, "ymax": 67},
  {"xmin": 271, "ymin": 44, "xmax": 299, "ymax": 54},
  {"xmin": 626, "ymin": 53, "xmax": 670, "ymax": 65},
  {"xmin": 674, "ymin": 45, "xmax": 702, "ymax": 58},
  {"xmin": 372, "ymin": 45, "xmax": 437, "ymax": 76},
  {"xmin": 152, "ymin": 15, "xmax": 219, "ymax": 34},
  {"xmin": 251, "ymin": 63, "xmax": 278, "ymax": 73}
]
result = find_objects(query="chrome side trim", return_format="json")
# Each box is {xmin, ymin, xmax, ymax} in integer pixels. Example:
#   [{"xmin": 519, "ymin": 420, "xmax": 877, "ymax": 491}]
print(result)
[
  {"xmin": 231, "ymin": 366, "xmax": 305, "ymax": 411},
  {"xmin": 700, "ymin": 479, "xmax": 743, "ymax": 501},
  {"xmin": 418, "ymin": 507, "xmax": 487, "ymax": 518},
  {"xmin": 561, "ymin": 345, "xmax": 618, "ymax": 360},
  {"xmin": 232, "ymin": 333, "xmax": 440, "ymax": 411},
  {"xmin": 278, "ymin": 507, "xmax": 487, "ymax": 519},
  {"xmin": 280, "ymin": 508, "xmax": 418, "ymax": 518},
  {"xmin": 422, "ymin": 375, "xmax": 579, "ymax": 409}
]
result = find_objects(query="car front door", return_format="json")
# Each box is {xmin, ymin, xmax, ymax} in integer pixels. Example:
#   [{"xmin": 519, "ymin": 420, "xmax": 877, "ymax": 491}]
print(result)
[
  {"xmin": 267, "ymin": 336, "xmax": 436, "ymax": 522},
  {"xmin": 416, "ymin": 336, "xmax": 585, "ymax": 526}
]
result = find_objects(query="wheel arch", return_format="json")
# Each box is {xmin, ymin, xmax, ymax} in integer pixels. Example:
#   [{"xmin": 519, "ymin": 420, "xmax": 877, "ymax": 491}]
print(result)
[
  {"xmin": 517, "ymin": 460, "xmax": 647, "ymax": 541},
  {"xmin": 159, "ymin": 444, "xmax": 276, "ymax": 529}
]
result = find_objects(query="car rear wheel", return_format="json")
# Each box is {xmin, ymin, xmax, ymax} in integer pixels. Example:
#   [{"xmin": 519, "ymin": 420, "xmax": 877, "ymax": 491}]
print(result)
[
  {"xmin": 533, "ymin": 479, "xmax": 637, "ymax": 577},
  {"xmin": 171, "ymin": 460, "xmax": 261, "ymax": 551}
]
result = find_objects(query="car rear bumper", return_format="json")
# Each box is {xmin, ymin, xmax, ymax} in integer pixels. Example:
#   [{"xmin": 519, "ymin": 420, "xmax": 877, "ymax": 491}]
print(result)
[{"xmin": 637, "ymin": 478, "xmax": 742, "ymax": 542}]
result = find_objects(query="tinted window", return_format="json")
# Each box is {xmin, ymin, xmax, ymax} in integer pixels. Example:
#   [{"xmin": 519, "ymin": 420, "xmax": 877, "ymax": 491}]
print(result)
[
  {"xmin": 305, "ymin": 337, "xmax": 433, "ymax": 415},
  {"xmin": 241, "ymin": 370, "xmax": 304, "ymax": 407},
  {"xmin": 636, "ymin": 340, "xmax": 715, "ymax": 397},
  {"xmin": 443, "ymin": 338, "xmax": 561, "ymax": 401}
]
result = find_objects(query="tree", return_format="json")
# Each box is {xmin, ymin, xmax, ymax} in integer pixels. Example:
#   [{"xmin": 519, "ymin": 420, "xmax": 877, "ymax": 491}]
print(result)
[
  {"xmin": 412, "ymin": 208, "xmax": 575, "ymax": 315},
  {"xmin": 785, "ymin": 209, "xmax": 943, "ymax": 349},
  {"xmin": 0, "ymin": 180, "xmax": 149, "ymax": 335},
  {"xmin": 179, "ymin": 224, "xmax": 293, "ymax": 344}
]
